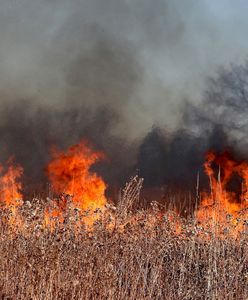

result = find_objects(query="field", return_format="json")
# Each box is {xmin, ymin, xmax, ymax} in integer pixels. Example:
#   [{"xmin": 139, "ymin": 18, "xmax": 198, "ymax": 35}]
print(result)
[{"xmin": 0, "ymin": 177, "xmax": 247, "ymax": 300}]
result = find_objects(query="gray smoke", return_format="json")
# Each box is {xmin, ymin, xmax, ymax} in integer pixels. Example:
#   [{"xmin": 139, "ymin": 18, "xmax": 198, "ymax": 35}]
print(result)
[
  {"xmin": 1, "ymin": 1, "xmax": 248, "ymax": 135},
  {"xmin": 0, "ymin": 0, "xmax": 248, "ymax": 194}
]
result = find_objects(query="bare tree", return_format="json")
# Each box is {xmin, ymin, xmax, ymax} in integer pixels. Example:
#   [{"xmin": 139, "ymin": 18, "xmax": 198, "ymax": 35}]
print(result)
[{"xmin": 185, "ymin": 60, "xmax": 248, "ymax": 155}]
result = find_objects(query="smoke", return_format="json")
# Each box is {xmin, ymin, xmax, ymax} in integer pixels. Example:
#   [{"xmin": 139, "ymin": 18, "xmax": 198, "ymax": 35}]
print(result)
[
  {"xmin": 1, "ymin": 1, "xmax": 248, "ymax": 133},
  {"xmin": 0, "ymin": 0, "xmax": 248, "ymax": 193},
  {"xmin": 0, "ymin": 99, "xmax": 138, "ymax": 194},
  {"xmin": 136, "ymin": 125, "xmax": 234, "ymax": 191}
]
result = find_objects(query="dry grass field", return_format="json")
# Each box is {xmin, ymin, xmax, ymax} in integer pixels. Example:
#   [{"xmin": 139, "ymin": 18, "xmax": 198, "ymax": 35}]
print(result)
[{"xmin": 0, "ymin": 177, "xmax": 247, "ymax": 300}]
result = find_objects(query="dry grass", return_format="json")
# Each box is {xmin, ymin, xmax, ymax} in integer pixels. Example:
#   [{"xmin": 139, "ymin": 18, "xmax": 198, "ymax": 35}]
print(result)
[{"xmin": 0, "ymin": 178, "xmax": 247, "ymax": 300}]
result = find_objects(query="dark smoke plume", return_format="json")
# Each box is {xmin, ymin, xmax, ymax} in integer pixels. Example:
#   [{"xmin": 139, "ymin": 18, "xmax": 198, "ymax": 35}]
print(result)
[
  {"xmin": 0, "ymin": 0, "xmax": 248, "ymax": 199},
  {"xmin": 0, "ymin": 99, "xmax": 138, "ymax": 195},
  {"xmin": 137, "ymin": 60, "xmax": 248, "ymax": 193}
]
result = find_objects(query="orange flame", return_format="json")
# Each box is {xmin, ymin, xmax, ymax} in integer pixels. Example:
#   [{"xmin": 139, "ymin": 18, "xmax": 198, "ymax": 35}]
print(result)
[
  {"xmin": 46, "ymin": 141, "xmax": 107, "ymax": 228},
  {"xmin": 0, "ymin": 158, "xmax": 23, "ymax": 227},
  {"xmin": 197, "ymin": 151, "xmax": 248, "ymax": 236}
]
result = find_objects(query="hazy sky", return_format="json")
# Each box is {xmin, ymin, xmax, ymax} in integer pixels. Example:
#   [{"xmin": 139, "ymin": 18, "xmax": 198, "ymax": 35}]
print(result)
[{"xmin": 0, "ymin": 0, "xmax": 248, "ymax": 139}]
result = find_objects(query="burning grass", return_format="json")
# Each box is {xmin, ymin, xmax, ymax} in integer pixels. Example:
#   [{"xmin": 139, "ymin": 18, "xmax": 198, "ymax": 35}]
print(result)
[{"xmin": 0, "ymin": 143, "xmax": 247, "ymax": 299}]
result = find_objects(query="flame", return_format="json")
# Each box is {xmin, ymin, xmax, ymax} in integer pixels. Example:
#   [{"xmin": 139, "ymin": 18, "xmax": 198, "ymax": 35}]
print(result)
[
  {"xmin": 197, "ymin": 151, "xmax": 248, "ymax": 236},
  {"xmin": 0, "ymin": 144, "xmax": 246, "ymax": 238},
  {"xmin": 0, "ymin": 158, "xmax": 23, "ymax": 227},
  {"xmin": 46, "ymin": 141, "xmax": 107, "ymax": 228}
]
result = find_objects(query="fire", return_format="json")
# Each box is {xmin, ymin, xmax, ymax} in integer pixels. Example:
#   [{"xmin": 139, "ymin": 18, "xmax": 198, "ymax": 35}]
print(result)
[
  {"xmin": 197, "ymin": 151, "xmax": 248, "ymax": 236},
  {"xmin": 0, "ymin": 158, "xmax": 23, "ymax": 227},
  {"xmin": 0, "ymin": 142, "xmax": 247, "ymax": 238},
  {"xmin": 46, "ymin": 141, "xmax": 107, "ymax": 228}
]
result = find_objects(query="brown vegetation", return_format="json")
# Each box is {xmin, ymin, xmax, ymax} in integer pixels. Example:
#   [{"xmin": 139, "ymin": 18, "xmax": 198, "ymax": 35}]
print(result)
[{"xmin": 0, "ymin": 177, "xmax": 247, "ymax": 300}]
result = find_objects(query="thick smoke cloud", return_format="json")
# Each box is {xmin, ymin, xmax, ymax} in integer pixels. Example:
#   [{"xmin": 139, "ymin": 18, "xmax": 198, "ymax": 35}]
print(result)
[
  {"xmin": 0, "ymin": 99, "xmax": 138, "ymax": 194},
  {"xmin": 137, "ymin": 125, "xmax": 232, "ymax": 190},
  {"xmin": 1, "ymin": 0, "xmax": 248, "ymax": 135},
  {"xmin": 0, "ymin": 0, "xmax": 248, "ymax": 195}
]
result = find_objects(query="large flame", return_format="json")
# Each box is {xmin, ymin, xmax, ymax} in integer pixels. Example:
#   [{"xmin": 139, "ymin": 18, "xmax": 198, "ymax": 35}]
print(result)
[
  {"xmin": 46, "ymin": 141, "xmax": 107, "ymax": 228},
  {"xmin": 197, "ymin": 151, "xmax": 248, "ymax": 236}
]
